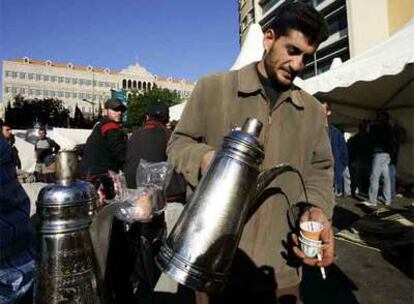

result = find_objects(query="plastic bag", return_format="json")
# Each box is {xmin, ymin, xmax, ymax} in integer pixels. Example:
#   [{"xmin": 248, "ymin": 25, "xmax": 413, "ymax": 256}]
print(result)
[{"xmin": 115, "ymin": 161, "xmax": 173, "ymax": 223}]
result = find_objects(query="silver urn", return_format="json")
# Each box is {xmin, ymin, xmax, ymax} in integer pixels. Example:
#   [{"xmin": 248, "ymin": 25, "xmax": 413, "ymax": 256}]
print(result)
[
  {"xmin": 34, "ymin": 150, "xmax": 101, "ymax": 304},
  {"xmin": 156, "ymin": 118, "xmax": 265, "ymax": 293}
]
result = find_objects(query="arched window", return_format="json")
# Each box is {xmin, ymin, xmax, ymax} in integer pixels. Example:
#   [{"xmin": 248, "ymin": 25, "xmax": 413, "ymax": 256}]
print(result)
[
  {"xmin": 122, "ymin": 79, "xmax": 127, "ymax": 89},
  {"xmin": 133, "ymin": 80, "xmax": 137, "ymax": 88},
  {"xmin": 128, "ymin": 80, "xmax": 132, "ymax": 88},
  {"xmin": 148, "ymin": 83, "xmax": 152, "ymax": 90},
  {"xmin": 143, "ymin": 82, "xmax": 147, "ymax": 90},
  {"xmin": 138, "ymin": 81, "xmax": 142, "ymax": 90}
]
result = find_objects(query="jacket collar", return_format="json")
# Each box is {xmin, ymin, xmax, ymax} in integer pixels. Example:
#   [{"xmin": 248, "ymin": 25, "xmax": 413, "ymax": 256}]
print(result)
[{"xmin": 237, "ymin": 62, "xmax": 304, "ymax": 109}]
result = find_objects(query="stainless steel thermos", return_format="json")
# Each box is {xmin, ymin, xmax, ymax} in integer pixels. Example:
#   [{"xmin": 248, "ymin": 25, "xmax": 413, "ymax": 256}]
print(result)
[{"xmin": 156, "ymin": 118, "xmax": 265, "ymax": 293}]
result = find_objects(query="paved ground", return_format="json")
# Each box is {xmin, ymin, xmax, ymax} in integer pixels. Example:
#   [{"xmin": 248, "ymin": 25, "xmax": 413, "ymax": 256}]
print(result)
[{"xmin": 302, "ymin": 196, "xmax": 414, "ymax": 304}]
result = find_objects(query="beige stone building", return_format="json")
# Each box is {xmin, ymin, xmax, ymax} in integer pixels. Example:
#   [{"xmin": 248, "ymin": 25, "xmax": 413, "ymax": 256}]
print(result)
[
  {"xmin": 238, "ymin": 0, "xmax": 413, "ymax": 79},
  {"xmin": 1, "ymin": 57, "xmax": 195, "ymax": 118}
]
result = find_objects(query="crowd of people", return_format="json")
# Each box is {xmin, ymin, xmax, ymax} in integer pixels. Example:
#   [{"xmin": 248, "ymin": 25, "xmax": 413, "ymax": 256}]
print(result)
[{"xmin": 324, "ymin": 104, "xmax": 406, "ymax": 208}]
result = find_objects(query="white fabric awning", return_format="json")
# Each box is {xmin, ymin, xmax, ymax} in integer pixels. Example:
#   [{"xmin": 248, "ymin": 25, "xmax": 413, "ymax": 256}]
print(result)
[{"xmin": 294, "ymin": 18, "xmax": 414, "ymax": 112}]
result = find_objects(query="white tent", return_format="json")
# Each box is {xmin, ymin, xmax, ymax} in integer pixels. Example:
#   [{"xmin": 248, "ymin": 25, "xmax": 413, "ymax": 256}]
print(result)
[
  {"xmin": 294, "ymin": 18, "xmax": 414, "ymax": 183},
  {"xmin": 169, "ymin": 23, "xmax": 264, "ymax": 121},
  {"xmin": 230, "ymin": 23, "xmax": 264, "ymax": 71},
  {"xmin": 169, "ymin": 102, "xmax": 187, "ymax": 121}
]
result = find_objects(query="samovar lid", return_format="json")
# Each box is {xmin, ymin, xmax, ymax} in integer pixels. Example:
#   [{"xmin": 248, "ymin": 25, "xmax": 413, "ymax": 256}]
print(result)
[{"xmin": 37, "ymin": 180, "xmax": 97, "ymax": 207}]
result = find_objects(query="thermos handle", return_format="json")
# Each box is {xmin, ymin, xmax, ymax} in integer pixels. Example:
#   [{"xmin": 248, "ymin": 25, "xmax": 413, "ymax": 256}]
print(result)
[{"xmin": 246, "ymin": 164, "xmax": 297, "ymax": 222}]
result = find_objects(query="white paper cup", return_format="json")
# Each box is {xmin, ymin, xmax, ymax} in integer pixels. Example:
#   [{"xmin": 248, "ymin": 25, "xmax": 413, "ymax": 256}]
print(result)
[
  {"xmin": 299, "ymin": 235, "xmax": 321, "ymax": 258},
  {"xmin": 300, "ymin": 221, "xmax": 324, "ymax": 241}
]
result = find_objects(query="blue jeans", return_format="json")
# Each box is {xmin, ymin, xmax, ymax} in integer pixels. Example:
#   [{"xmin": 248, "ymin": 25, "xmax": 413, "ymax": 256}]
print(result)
[
  {"xmin": 389, "ymin": 164, "xmax": 396, "ymax": 199},
  {"xmin": 368, "ymin": 153, "xmax": 391, "ymax": 204}
]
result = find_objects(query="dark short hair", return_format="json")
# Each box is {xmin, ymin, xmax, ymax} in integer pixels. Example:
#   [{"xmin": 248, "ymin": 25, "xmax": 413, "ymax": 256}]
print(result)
[
  {"xmin": 268, "ymin": 1, "xmax": 329, "ymax": 46},
  {"xmin": 148, "ymin": 102, "xmax": 169, "ymax": 123},
  {"xmin": 39, "ymin": 127, "xmax": 46, "ymax": 132},
  {"xmin": 0, "ymin": 118, "xmax": 3, "ymax": 128}
]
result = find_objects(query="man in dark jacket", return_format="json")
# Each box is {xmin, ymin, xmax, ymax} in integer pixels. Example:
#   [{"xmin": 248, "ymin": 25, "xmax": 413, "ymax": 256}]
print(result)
[
  {"xmin": 34, "ymin": 127, "xmax": 60, "ymax": 182},
  {"xmin": 0, "ymin": 119, "xmax": 35, "ymax": 302},
  {"xmin": 80, "ymin": 98, "xmax": 127, "ymax": 200},
  {"xmin": 124, "ymin": 101, "xmax": 186, "ymax": 202}
]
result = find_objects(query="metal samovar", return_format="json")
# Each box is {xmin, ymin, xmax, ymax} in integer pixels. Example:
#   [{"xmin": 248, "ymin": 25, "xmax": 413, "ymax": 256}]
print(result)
[
  {"xmin": 156, "ymin": 117, "xmax": 265, "ymax": 294},
  {"xmin": 34, "ymin": 150, "xmax": 102, "ymax": 303}
]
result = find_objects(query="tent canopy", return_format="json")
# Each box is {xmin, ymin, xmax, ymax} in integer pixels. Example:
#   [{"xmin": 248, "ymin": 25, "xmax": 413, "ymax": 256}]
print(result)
[{"xmin": 294, "ymin": 18, "xmax": 414, "ymax": 125}]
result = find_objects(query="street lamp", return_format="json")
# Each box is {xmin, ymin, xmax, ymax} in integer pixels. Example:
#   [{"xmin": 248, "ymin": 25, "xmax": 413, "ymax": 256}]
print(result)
[{"xmin": 82, "ymin": 98, "xmax": 96, "ymax": 120}]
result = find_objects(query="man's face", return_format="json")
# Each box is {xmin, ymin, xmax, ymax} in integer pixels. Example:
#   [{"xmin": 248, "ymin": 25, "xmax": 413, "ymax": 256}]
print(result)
[
  {"xmin": 263, "ymin": 29, "xmax": 316, "ymax": 86},
  {"xmin": 2, "ymin": 126, "xmax": 12, "ymax": 139},
  {"xmin": 107, "ymin": 109, "xmax": 123, "ymax": 122},
  {"xmin": 39, "ymin": 130, "xmax": 46, "ymax": 139}
]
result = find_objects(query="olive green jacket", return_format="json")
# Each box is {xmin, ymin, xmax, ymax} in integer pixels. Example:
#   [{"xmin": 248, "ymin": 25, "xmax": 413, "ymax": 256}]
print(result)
[{"xmin": 167, "ymin": 62, "xmax": 335, "ymax": 288}]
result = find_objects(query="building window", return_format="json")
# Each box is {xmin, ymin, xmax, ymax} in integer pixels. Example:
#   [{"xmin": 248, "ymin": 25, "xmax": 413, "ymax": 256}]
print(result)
[
  {"xmin": 12, "ymin": 72, "xmax": 18, "ymax": 78},
  {"xmin": 65, "ymin": 77, "xmax": 71, "ymax": 84},
  {"xmin": 51, "ymin": 76, "xmax": 57, "ymax": 82},
  {"xmin": 87, "ymin": 94, "xmax": 91, "ymax": 99},
  {"xmin": 58, "ymin": 76, "xmax": 64, "ymax": 83},
  {"xmin": 19, "ymin": 72, "xmax": 26, "ymax": 79},
  {"xmin": 122, "ymin": 79, "xmax": 127, "ymax": 89},
  {"xmin": 73, "ymin": 92, "xmax": 78, "ymax": 98},
  {"xmin": 28, "ymin": 89, "xmax": 34, "ymax": 95},
  {"xmin": 43, "ymin": 75, "xmax": 49, "ymax": 81},
  {"xmin": 79, "ymin": 79, "xmax": 84, "ymax": 85},
  {"xmin": 5, "ymin": 71, "xmax": 11, "ymax": 77},
  {"xmin": 65, "ymin": 92, "xmax": 70, "ymax": 98},
  {"xmin": 93, "ymin": 80, "xmax": 97, "ymax": 86},
  {"xmin": 86, "ymin": 80, "xmax": 92, "ymax": 86},
  {"xmin": 28, "ymin": 73, "xmax": 34, "ymax": 80},
  {"xmin": 58, "ymin": 91, "xmax": 64, "ymax": 97},
  {"xmin": 72, "ymin": 78, "xmax": 78, "ymax": 85},
  {"xmin": 35, "ymin": 89, "xmax": 41, "ymax": 96},
  {"xmin": 51, "ymin": 91, "xmax": 56, "ymax": 97},
  {"xmin": 36, "ymin": 74, "xmax": 42, "ymax": 81}
]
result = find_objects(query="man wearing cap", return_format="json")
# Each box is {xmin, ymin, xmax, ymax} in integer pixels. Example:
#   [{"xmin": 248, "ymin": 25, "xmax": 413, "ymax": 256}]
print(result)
[
  {"xmin": 80, "ymin": 98, "xmax": 127, "ymax": 200},
  {"xmin": 124, "ymin": 101, "xmax": 170, "ymax": 188},
  {"xmin": 124, "ymin": 101, "xmax": 187, "ymax": 202}
]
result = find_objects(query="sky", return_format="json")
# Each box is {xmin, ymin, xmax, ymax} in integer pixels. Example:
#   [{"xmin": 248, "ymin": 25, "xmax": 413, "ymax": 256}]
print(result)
[{"xmin": 0, "ymin": 0, "xmax": 240, "ymax": 84}]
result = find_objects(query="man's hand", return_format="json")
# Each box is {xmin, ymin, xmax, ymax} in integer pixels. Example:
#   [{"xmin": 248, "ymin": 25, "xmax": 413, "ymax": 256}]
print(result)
[
  {"xmin": 291, "ymin": 206, "xmax": 335, "ymax": 267},
  {"xmin": 200, "ymin": 150, "xmax": 215, "ymax": 175}
]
